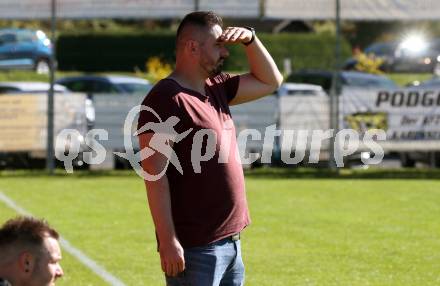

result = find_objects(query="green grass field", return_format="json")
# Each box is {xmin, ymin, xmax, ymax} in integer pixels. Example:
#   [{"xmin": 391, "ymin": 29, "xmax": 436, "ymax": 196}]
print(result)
[{"xmin": 0, "ymin": 170, "xmax": 439, "ymax": 285}]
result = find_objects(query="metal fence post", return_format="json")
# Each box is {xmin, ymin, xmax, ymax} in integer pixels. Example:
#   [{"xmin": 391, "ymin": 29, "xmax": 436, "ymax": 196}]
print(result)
[
  {"xmin": 329, "ymin": 0, "xmax": 341, "ymax": 170},
  {"xmin": 46, "ymin": 0, "xmax": 57, "ymax": 173}
]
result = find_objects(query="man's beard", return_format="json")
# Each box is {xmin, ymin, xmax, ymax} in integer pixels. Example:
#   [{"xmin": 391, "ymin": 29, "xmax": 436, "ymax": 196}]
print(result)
[
  {"xmin": 211, "ymin": 63, "xmax": 223, "ymax": 76},
  {"xmin": 207, "ymin": 58, "xmax": 225, "ymax": 77}
]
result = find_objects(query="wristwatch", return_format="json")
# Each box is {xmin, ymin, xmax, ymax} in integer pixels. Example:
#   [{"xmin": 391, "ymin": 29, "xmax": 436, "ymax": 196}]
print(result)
[{"xmin": 243, "ymin": 26, "xmax": 255, "ymax": 46}]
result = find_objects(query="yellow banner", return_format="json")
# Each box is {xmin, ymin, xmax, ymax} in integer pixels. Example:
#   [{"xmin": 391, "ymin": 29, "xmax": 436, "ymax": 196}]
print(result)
[
  {"xmin": 0, "ymin": 95, "xmax": 45, "ymax": 152},
  {"xmin": 0, "ymin": 93, "xmax": 87, "ymax": 152}
]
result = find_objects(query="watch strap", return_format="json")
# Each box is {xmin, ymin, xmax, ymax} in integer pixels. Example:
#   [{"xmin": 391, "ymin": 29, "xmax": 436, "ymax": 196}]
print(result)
[{"xmin": 243, "ymin": 26, "xmax": 255, "ymax": 46}]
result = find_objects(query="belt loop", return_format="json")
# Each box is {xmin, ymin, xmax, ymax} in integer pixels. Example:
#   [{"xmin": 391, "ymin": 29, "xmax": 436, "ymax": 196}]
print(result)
[{"xmin": 231, "ymin": 232, "xmax": 240, "ymax": 241}]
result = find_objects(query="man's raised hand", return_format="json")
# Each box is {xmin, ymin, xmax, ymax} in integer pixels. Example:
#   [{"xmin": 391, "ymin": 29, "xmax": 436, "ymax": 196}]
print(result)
[{"xmin": 218, "ymin": 27, "xmax": 252, "ymax": 44}]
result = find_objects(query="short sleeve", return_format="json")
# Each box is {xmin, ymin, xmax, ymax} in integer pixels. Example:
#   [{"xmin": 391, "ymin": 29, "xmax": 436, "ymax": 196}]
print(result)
[
  {"xmin": 137, "ymin": 86, "xmax": 186, "ymax": 136},
  {"xmin": 214, "ymin": 73, "xmax": 240, "ymax": 103}
]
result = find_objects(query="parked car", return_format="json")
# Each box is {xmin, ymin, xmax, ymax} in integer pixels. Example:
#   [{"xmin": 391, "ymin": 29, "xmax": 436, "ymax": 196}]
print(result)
[
  {"xmin": 0, "ymin": 81, "xmax": 93, "ymax": 169},
  {"xmin": 344, "ymin": 42, "xmax": 398, "ymax": 72},
  {"xmin": 393, "ymin": 38, "xmax": 440, "ymax": 73},
  {"xmin": 0, "ymin": 81, "xmax": 67, "ymax": 94},
  {"xmin": 287, "ymin": 70, "xmax": 397, "ymax": 93},
  {"xmin": 0, "ymin": 29, "xmax": 52, "ymax": 74},
  {"xmin": 0, "ymin": 81, "xmax": 94, "ymax": 124},
  {"xmin": 277, "ymin": 83, "xmax": 327, "ymax": 97},
  {"xmin": 344, "ymin": 38, "xmax": 440, "ymax": 73},
  {"xmin": 56, "ymin": 75, "xmax": 152, "ymax": 95}
]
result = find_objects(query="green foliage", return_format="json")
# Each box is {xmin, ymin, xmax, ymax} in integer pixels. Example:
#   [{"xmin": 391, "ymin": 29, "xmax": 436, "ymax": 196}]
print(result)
[
  {"xmin": 0, "ymin": 19, "xmax": 51, "ymax": 33},
  {"xmin": 257, "ymin": 33, "xmax": 352, "ymax": 72},
  {"xmin": 388, "ymin": 73, "xmax": 434, "ymax": 87},
  {"xmin": 0, "ymin": 70, "xmax": 49, "ymax": 82},
  {"xmin": 228, "ymin": 33, "xmax": 352, "ymax": 72},
  {"xmin": 56, "ymin": 32, "xmax": 351, "ymax": 73},
  {"xmin": 0, "ymin": 19, "xmax": 169, "ymax": 35},
  {"xmin": 56, "ymin": 32, "xmax": 176, "ymax": 72}
]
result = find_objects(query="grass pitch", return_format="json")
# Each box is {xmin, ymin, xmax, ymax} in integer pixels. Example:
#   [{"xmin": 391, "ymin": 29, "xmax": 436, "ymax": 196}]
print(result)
[{"xmin": 0, "ymin": 169, "xmax": 439, "ymax": 285}]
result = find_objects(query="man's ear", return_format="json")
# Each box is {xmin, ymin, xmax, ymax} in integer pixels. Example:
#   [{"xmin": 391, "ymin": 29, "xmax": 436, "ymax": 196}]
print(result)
[
  {"xmin": 18, "ymin": 251, "xmax": 36, "ymax": 275},
  {"xmin": 187, "ymin": 40, "xmax": 199, "ymax": 55}
]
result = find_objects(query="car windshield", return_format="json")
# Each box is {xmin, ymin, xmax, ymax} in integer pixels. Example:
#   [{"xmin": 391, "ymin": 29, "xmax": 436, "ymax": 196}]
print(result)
[
  {"xmin": 344, "ymin": 74, "xmax": 397, "ymax": 88},
  {"xmin": 284, "ymin": 90, "xmax": 321, "ymax": 96},
  {"xmin": 115, "ymin": 83, "xmax": 151, "ymax": 94},
  {"xmin": 287, "ymin": 74, "xmax": 332, "ymax": 91},
  {"xmin": 365, "ymin": 43, "xmax": 396, "ymax": 56}
]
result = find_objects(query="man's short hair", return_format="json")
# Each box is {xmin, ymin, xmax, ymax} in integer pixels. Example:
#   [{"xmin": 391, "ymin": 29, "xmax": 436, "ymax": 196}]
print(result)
[
  {"xmin": 176, "ymin": 11, "xmax": 223, "ymax": 46},
  {"xmin": 0, "ymin": 216, "xmax": 59, "ymax": 251}
]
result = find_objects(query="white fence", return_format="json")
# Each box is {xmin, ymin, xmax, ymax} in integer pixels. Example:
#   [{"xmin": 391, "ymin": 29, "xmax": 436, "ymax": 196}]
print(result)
[{"xmin": 0, "ymin": 0, "xmax": 259, "ymax": 19}]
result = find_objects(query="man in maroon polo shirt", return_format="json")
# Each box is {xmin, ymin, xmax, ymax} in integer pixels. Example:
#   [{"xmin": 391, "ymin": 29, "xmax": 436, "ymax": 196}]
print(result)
[{"xmin": 137, "ymin": 11, "xmax": 283, "ymax": 286}]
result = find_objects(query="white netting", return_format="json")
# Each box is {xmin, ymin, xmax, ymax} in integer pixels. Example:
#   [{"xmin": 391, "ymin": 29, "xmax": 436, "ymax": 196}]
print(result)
[
  {"xmin": 265, "ymin": 0, "xmax": 440, "ymax": 20},
  {"xmin": 0, "ymin": 0, "xmax": 260, "ymax": 19}
]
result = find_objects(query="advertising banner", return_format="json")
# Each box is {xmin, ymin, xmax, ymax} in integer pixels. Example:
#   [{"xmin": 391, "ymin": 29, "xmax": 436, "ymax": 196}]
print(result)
[{"xmin": 0, "ymin": 93, "xmax": 87, "ymax": 152}]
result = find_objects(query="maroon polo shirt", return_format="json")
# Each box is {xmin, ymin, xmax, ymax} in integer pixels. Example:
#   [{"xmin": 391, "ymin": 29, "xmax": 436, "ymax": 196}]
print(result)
[{"xmin": 137, "ymin": 73, "xmax": 250, "ymax": 248}]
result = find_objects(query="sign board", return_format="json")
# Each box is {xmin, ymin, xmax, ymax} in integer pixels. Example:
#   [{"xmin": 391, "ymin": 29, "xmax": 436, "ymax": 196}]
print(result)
[
  {"xmin": 341, "ymin": 87, "xmax": 440, "ymax": 151},
  {"xmin": 0, "ymin": 93, "xmax": 87, "ymax": 153}
]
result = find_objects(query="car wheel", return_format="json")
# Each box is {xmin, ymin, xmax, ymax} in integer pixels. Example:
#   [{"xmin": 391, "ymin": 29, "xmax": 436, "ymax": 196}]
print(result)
[
  {"xmin": 35, "ymin": 59, "xmax": 50, "ymax": 74},
  {"xmin": 400, "ymin": 153, "xmax": 415, "ymax": 168}
]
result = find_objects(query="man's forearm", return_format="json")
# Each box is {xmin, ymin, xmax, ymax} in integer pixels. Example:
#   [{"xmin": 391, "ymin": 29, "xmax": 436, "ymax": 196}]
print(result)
[
  {"xmin": 144, "ymin": 176, "xmax": 177, "ymax": 244},
  {"xmin": 245, "ymin": 36, "xmax": 283, "ymax": 88}
]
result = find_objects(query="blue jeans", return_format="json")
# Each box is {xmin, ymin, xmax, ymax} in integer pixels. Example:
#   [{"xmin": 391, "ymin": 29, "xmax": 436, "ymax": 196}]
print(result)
[{"xmin": 166, "ymin": 237, "xmax": 245, "ymax": 286}]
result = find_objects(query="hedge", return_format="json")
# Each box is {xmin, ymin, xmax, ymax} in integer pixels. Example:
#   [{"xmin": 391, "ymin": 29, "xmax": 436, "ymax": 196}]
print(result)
[
  {"xmin": 56, "ymin": 32, "xmax": 351, "ymax": 72},
  {"xmin": 56, "ymin": 32, "xmax": 176, "ymax": 72}
]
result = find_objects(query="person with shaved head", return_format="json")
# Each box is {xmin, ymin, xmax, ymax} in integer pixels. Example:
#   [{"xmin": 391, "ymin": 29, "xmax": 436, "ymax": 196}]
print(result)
[
  {"xmin": 137, "ymin": 11, "xmax": 283, "ymax": 286},
  {"xmin": 0, "ymin": 216, "xmax": 63, "ymax": 286}
]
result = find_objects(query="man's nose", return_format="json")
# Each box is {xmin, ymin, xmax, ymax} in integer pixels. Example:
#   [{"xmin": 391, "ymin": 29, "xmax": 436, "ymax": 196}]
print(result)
[{"xmin": 56, "ymin": 265, "xmax": 64, "ymax": 277}]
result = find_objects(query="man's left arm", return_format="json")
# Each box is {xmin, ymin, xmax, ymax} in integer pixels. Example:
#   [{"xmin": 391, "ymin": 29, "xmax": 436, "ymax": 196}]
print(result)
[{"xmin": 220, "ymin": 27, "xmax": 284, "ymax": 105}]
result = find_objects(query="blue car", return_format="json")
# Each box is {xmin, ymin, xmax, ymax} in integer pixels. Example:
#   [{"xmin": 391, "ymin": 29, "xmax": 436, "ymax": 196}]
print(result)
[
  {"xmin": 0, "ymin": 28, "xmax": 52, "ymax": 74},
  {"xmin": 287, "ymin": 70, "xmax": 397, "ymax": 94}
]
